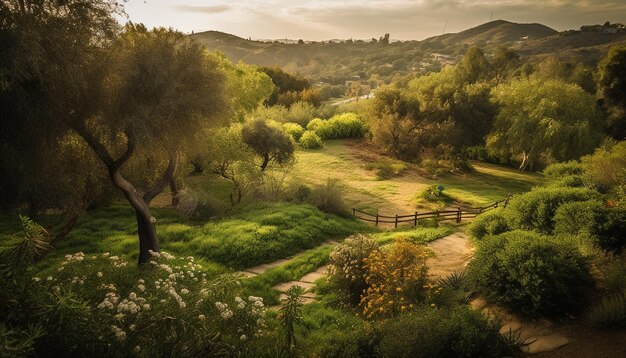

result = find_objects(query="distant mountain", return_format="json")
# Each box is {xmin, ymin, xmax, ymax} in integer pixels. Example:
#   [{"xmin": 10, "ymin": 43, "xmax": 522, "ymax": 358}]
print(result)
[{"xmin": 191, "ymin": 20, "xmax": 626, "ymax": 84}]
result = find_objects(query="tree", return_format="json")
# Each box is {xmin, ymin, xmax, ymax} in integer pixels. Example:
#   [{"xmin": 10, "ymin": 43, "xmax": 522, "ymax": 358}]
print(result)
[
  {"xmin": 597, "ymin": 45, "xmax": 626, "ymax": 139},
  {"xmin": 491, "ymin": 46, "xmax": 520, "ymax": 85},
  {"xmin": 0, "ymin": 0, "xmax": 122, "ymax": 249},
  {"xmin": 455, "ymin": 47, "xmax": 491, "ymax": 84},
  {"xmin": 488, "ymin": 79, "xmax": 603, "ymax": 171},
  {"xmin": 242, "ymin": 119, "xmax": 295, "ymax": 171},
  {"xmin": 346, "ymin": 81, "xmax": 364, "ymax": 101}
]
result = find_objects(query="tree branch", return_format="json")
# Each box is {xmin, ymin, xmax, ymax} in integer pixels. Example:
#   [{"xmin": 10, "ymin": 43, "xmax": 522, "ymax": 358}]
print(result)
[{"xmin": 143, "ymin": 151, "xmax": 178, "ymax": 204}]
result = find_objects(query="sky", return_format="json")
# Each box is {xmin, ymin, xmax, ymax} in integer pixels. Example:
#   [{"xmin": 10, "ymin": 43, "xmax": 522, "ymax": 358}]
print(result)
[{"xmin": 122, "ymin": 1, "xmax": 626, "ymax": 41}]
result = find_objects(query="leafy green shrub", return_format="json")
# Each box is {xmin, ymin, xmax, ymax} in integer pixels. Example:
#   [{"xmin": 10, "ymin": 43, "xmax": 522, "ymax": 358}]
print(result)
[
  {"xmin": 282, "ymin": 122, "xmax": 305, "ymax": 141},
  {"xmin": 306, "ymin": 113, "xmax": 367, "ymax": 139},
  {"xmin": 468, "ymin": 209, "xmax": 510, "ymax": 240},
  {"xmin": 554, "ymin": 200, "xmax": 626, "ymax": 251},
  {"xmin": 364, "ymin": 158, "xmax": 407, "ymax": 180},
  {"xmin": 377, "ymin": 306, "xmax": 505, "ymax": 358},
  {"xmin": 597, "ymin": 254, "xmax": 626, "ymax": 295},
  {"xmin": 416, "ymin": 185, "xmax": 453, "ymax": 205},
  {"xmin": 328, "ymin": 235, "xmax": 380, "ymax": 305},
  {"xmin": 586, "ymin": 291, "xmax": 626, "ymax": 329},
  {"xmin": 468, "ymin": 231, "xmax": 593, "ymax": 317},
  {"xmin": 308, "ymin": 179, "xmax": 349, "ymax": 216},
  {"xmin": 543, "ymin": 161, "xmax": 584, "ymax": 178},
  {"xmin": 506, "ymin": 187, "xmax": 599, "ymax": 234},
  {"xmin": 298, "ymin": 130, "xmax": 324, "ymax": 149}
]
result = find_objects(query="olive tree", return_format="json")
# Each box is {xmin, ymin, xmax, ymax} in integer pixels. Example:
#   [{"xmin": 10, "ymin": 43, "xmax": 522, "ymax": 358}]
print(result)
[{"xmin": 241, "ymin": 119, "xmax": 295, "ymax": 171}]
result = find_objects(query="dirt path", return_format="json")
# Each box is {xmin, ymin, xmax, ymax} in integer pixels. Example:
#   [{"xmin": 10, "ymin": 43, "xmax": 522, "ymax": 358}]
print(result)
[{"xmin": 426, "ymin": 231, "xmax": 474, "ymax": 278}]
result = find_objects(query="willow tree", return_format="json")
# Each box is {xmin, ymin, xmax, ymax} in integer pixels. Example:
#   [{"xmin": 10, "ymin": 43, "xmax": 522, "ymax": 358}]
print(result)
[
  {"xmin": 69, "ymin": 25, "xmax": 227, "ymax": 263},
  {"xmin": 488, "ymin": 79, "xmax": 603, "ymax": 171}
]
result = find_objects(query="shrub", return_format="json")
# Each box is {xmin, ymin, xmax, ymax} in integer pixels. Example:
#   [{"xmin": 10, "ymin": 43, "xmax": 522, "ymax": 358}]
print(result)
[
  {"xmin": 359, "ymin": 240, "xmax": 433, "ymax": 319},
  {"xmin": 417, "ymin": 184, "xmax": 453, "ymax": 204},
  {"xmin": 306, "ymin": 113, "xmax": 367, "ymax": 140},
  {"xmin": 328, "ymin": 235, "xmax": 380, "ymax": 305},
  {"xmin": 554, "ymin": 200, "xmax": 626, "ymax": 252},
  {"xmin": 506, "ymin": 187, "xmax": 599, "ymax": 234},
  {"xmin": 298, "ymin": 130, "xmax": 324, "ymax": 149},
  {"xmin": 308, "ymin": 179, "xmax": 349, "ymax": 216},
  {"xmin": 468, "ymin": 209, "xmax": 510, "ymax": 240},
  {"xmin": 364, "ymin": 158, "xmax": 407, "ymax": 180},
  {"xmin": 468, "ymin": 231, "xmax": 593, "ymax": 317},
  {"xmin": 543, "ymin": 161, "xmax": 584, "ymax": 178},
  {"xmin": 2, "ymin": 245, "xmax": 268, "ymax": 356},
  {"xmin": 586, "ymin": 291, "xmax": 626, "ymax": 329},
  {"xmin": 581, "ymin": 140, "xmax": 626, "ymax": 193},
  {"xmin": 377, "ymin": 306, "xmax": 505, "ymax": 358},
  {"xmin": 282, "ymin": 122, "xmax": 305, "ymax": 141},
  {"xmin": 597, "ymin": 254, "xmax": 626, "ymax": 295}
]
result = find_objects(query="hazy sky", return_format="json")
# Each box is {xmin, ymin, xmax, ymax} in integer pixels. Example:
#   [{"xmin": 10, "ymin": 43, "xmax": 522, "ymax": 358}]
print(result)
[{"xmin": 123, "ymin": 1, "xmax": 626, "ymax": 40}]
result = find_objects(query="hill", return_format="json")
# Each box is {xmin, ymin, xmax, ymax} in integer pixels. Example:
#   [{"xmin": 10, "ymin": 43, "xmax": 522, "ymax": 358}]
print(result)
[{"xmin": 191, "ymin": 20, "xmax": 626, "ymax": 85}]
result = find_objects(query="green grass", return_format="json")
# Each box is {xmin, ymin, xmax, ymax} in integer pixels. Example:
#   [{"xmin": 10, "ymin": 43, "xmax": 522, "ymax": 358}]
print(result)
[
  {"xmin": 372, "ymin": 226, "xmax": 453, "ymax": 246},
  {"xmin": 292, "ymin": 140, "xmax": 543, "ymax": 215},
  {"xmin": 1, "ymin": 201, "xmax": 369, "ymax": 273}
]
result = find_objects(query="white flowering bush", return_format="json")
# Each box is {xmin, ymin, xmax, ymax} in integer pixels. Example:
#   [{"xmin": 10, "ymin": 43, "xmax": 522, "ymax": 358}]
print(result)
[
  {"xmin": 328, "ymin": 234, "xmax": 380, "ymax": 305},
  {"xmin": 14, "ymin": 250, "xmax": 268, "ymax": 356}
]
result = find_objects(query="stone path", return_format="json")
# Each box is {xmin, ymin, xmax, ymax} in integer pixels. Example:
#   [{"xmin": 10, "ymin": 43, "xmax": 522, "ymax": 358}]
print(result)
[{"xmin": 471, "ymin": 298, "xmax": 570, "ymax": 354}]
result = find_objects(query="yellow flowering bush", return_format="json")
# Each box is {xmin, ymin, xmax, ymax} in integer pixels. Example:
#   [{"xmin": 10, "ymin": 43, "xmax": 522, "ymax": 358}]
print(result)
[{"xmin": 359, "ymin": 240, "xmax": 434, "ymax": 319}]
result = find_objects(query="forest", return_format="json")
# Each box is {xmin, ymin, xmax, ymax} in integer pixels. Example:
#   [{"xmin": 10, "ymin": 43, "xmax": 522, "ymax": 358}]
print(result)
[{"xmin": 0, "ymin": 0, "xmax": 625, "ymax": 357}]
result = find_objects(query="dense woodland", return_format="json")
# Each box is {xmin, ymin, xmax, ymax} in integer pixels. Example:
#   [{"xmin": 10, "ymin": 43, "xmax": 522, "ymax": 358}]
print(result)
[{"xmin": 1, "ymin": 0, "xmax": 625, "ymax": 357}]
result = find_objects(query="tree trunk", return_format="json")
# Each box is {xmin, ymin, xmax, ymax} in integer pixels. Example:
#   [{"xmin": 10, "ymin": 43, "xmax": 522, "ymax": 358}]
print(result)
[
  {"xmin": 136, "ymin": 209, "xmax": 159, "ymax": 264},
  {"xmin": 260, "ymin": 154, "xmax": 270, "ymax": 171},
  {"xmin": 170, "ymin": 179, "xmax": 180, "ymax": 207},
  {"xmin": 518, "ymin": 151, "xmax": 530, "ymax": 172}
]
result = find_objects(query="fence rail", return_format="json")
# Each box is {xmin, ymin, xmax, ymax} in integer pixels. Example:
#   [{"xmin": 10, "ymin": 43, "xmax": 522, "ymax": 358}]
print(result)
[{"xmin": 353, "ymin": 195, "xmax": 511, "ymax": 228}]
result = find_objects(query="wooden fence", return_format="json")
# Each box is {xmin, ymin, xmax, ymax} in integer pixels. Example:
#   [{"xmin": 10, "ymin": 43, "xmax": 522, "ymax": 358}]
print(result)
[{"xmin": 352, "ymin": 195, "xmax": 511, "ymax": 228}]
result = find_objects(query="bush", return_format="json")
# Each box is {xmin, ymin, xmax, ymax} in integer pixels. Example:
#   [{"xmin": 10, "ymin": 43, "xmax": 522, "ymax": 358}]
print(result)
[
  {"xmin": 468, "ymin": 209, "xmax": 510, "ymax": 240},
  {"xmin": 586, "ymin": 291, "xmax": 626, "ymax": 329},
  {"xmin": 298, "ymin": 130, "xmax": 324, "ymax": 149},
  {"xmin": 359, "ymin": 240, "xmax": 432, "ymax": 319},
  {"xmin": 306, "ymin": 113, "xmax": 367, "ymax": 139},
  {"xmin": 417, "ymin": 184, "xmax": 453, "ymax": 204},
  {"xmin": 543, "ymin": 161, "xmax": 584, "ymax": 178},
  {"xmin": 328, "ymin": 235, "xmax": 380, "ymax": 305},
  {"xmin": 364, "ymin": 158, "xmax": 407, "ymax": 180},
  {"xmin": 2, "ymin": 244, "xmax": 269, "ymax": 356},
  {"xmin": 377, "ymin": 306, "xmax": 505, "ymax": 358},
  {"xmin": 554, "ymin": 200, "xmax": 626, "ymax": 252},
  {"xmin": 308, "ymin": 179, "xmax": 349, "ymax": 216},
  {"xmin": 506, "ymin": 187, "xmax": 599, "ymax": 234},
  {"xmin": 468, "ymin": 231, "xmax": 593, "ymax": 317},
  {"xmin": 282, "ymin": 122, "xmax": 304, "ymax": 141}
]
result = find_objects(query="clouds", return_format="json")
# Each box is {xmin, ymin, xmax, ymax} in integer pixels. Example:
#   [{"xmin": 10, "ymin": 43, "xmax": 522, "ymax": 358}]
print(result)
[
  {"xmin": 123, "ymin": 0, "xmax": 626, "ymax": 40},
  {"xmin": 173, "ymin": 5, "xmax": 231, "ymax": 14}
]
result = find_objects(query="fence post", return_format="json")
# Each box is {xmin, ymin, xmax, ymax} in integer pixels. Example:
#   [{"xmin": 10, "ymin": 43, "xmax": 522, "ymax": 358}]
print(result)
[
  {"xmin": 375, "ymin": 214, "xmax": 379, "ymax": 227},
  {"xmin": 395, "ymin": 214, "xmax": 398, "ymax": 228},
  {"xmin": 504, "ymin": 194, "xmax": 511, "ymax": 208},
  {"xmin": 457, "ymin": 207, "xmax": 462, "ymax": 223},
  {"xmin": 352, "ymin": 208, "xmax": 356, "ymax": 217},
  {"xmin": 414, "ymin": 212, "xmax": 418, "ymax": 227}
]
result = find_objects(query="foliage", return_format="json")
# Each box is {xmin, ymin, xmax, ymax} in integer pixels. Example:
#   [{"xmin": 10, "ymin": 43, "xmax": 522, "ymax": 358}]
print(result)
[
  {"xmin": 363, "ymin": 158, "xmax": 407, "ymax": 180},
  {"xmin": 259, "ymin": 66, "xmax": 312, "ymax": 107},
  {"xmin": 487, "ymin": 78, "xmax": 603, "ymax": 171},
  {"xmin": 242, "ymin": 118, "xmax": 295, "ymax": 171},
  {"xmin": 328, "ymin": 235, "xmax": 380, "ymax": 305},
  {"xmin": 298, "ymin": 130, "xmax": 324, "ymax": 149},
  {"xmin": 377, "ymin": 306, "xmax": 505, "ymax": 358},
  {"xmin": 586, "ymin": 291, "xmax": 626, "ymax": 329},
  {"xmin": 597, "ymin": 45, "xmax": 626, "ymax": 139},
  {"xmin": 468, "ymin": 208, "xmax": 510, "ymax": 240},
  {"xmin": 554, "ymin": 200, "xmax": 626, "ymax": 252},
  {"xmin": 468, "ymin": 231, "xmax": 593, "ymax": 316},
  {"xmin": 308, "ymin": 179, "xmax": 349, "ymax": 216},
  {"xmin": 505, "ymin": 187, "xmax": 599, "ymax": 234},
  {"xmin": 306, "ymin": 113, "xmax": 367, "ymax": 140},
  {"xmin": 597, "ymin": 254, "xmax": 626, "ymax": 295},
  {"xmin": 543, "ymin": 161, "xmax": 584, "ymax": 178},
  {"xmin": 416, "ymin": 185, "xmax": 454, "ymax": 205},
  {"xmin": 279, "ymin": 285, "xmax": 306, "ymax": 355},
  {"xmin": 580, "ymin": 140, "xmax": 626, "ymax": 195},
  {"xmin": 359, "ymin": 240, "xmax": 433, "ymax": 319},
  {"xmin": 282, "ymin": 123, "xmax": 305, "ymax": 141}
]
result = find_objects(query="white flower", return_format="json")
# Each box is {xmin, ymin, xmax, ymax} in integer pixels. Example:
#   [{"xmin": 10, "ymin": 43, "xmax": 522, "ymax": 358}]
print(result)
[
  {"xmin": 143, "ymin": 304, "xmax": 150, "ymax": 310},
  {"xmin": 148, "ymin": 250, "xmax": 160, "ymax": 258},
  {"xmin": 129, "ymin": 324, "xmax": 136, "ymax": 331},
  {"xmin": 134, "ymin": 346, "xmax": 141, "ymax": 353},
  {"xmin": 240, "ymin": 334, "xmax": 247, "ymax": 341},
  {"xmin": 138, "ymin": 285, "xmax": 145, "ymax": 292},
  {"xmin": 138, "ymin": 279, "xmax": 144, "ymax": 284},
  {"xmin": 181, "ymin": 288, "xmax": 189, "ymax": 295},
  {"xmin": 129, "ymin": 292, "xmax": 137, "ymax": 300},
  {"xmin": 215, "ymin": 302, "xmax": 227, "ymax": 311},
  {"xmin": 198, "ymin": 314, "xmax": 206, "ymax": 321},
  {"xmin": 46, "ymin": 276, "xmax": 53, "ymax": 281},
  {"xmin": 32, "ymin": 277, "xmax": 41, "ymax": 282},
  {"xmin": 97, "ymin": 272, "xmax": 103, "ymax": 277},
  {"xmin": 114, "ymin": 313, "xmax": 124, "ymax": 320},
  {"xmin": 221, "ymin": 309, "xmax": 234, "ymax": 320},
  {"xmin": 102, "ymin": 252, "xmax": 110, "ymax": 257},
  {"xmin": 111, "ymin": 325, "xmax": 126, "ymax": 342}
]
